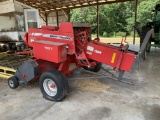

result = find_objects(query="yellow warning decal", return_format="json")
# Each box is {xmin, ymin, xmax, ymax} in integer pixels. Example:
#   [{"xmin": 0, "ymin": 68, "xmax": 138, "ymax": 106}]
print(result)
[{"xmin": 111, "ymin": 53, "xmax": 116, "ymax": 63}]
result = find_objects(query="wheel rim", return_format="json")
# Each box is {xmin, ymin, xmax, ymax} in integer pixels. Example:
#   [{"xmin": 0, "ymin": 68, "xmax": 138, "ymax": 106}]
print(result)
[
  {"xmin": 43, "ymin": 78, "xmax": 57, "ymax": 97},
  {"xmin": 9, "ymin": 80, "xmax": 14, "ymax": 87}
]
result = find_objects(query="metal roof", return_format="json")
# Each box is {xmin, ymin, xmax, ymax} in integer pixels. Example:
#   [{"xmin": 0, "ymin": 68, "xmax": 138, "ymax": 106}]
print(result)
[{"xmin": 16, "ymin": 0, "xmax": 134, "ymax": 12}]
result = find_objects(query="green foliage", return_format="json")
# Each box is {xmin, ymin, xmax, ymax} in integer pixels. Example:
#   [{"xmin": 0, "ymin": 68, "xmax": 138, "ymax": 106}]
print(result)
[
  {"xmin": 137, "ymin": 0, "xmax": 159, "ymax": 27},
  {"xmin": 70, "ymin": 0, "xmax": 160, "ymax": 37},
  {"xmin": 102, "ymin": 31, "xmax": 107, "ymax": 37},
  {"xmin": 115, "ymin": 32, "xmax": 126, "ymax": 37}
]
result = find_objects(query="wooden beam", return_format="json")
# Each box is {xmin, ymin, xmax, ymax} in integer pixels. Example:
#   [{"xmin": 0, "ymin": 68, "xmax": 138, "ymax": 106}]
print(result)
[
  {"xmin": 16, "ymin": 0, "xmax": 134, "ymax": 11},
  {"xmin": 15, "ymin": 0, "xmax": 135, "ymax": 17},
  {"xmin": 56, "ymin": 0, "xmax": 70, "ymax": 10},
  {"xmin": 39, "ymin": 13, "xmax": 46, "ymax": 22},
  {"xmin": 63, "ymin": 8, "xmax": 70, "ymax": 22},
  {"xmin": 77, "ymin": 0, "xmax": 82, "ymax": 6},
  {"xmin": 70, "ymin": 0, "xmax": 134, "ymax": 9},
  {"xmin": 133, "ymin": 0, "xmax": 138, "ymax": 44},
  {"xmin": 45, "ymin": 12, "xmax": 48, "ymax": 25},
  {"xmin": 69, "ymin": 0, "xmax": 75, "ymax": 7},
  {"xmin": 97, "ymin": 5, "xmax": 99, "ymax": 38},
  {"xmin": 52, "ymin": 1, "xmax": 70, "ymax": 21},
  {"xmin": 56, "ymin": 10, "xmax": 59, "ymax": 27},
  {"xmin": 86, "ymin": 0, "xmax": 91, "ymax": 5},
  {"xmin": 96, "ymin": 1, "xmax": 99, "ymax": 38}
]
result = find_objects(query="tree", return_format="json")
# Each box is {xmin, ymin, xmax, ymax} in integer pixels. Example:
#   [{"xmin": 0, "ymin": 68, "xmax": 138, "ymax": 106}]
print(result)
[
  {"xmin": 137, "ymin": 0, "xmax": 159, "ymax": 27},
  {"xmin": 70, "ymin": 0, "xmax": 160, "ymax": 37}
]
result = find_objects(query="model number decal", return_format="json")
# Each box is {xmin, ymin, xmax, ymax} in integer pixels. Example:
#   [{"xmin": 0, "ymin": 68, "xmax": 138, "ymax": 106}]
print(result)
[
  {"xmin": 44, "ymin": 46, "xmax": 53, "ymax": 50},
  {"xmin": 94, "ymin": 50, "xmax": 102, "ymax": 54},
  {"xmin": 87, "ymin": 46, "xmax": 102, "ymax": 54}
]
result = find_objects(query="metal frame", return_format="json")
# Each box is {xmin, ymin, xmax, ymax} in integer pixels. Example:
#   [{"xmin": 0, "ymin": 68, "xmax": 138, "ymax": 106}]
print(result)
[
  {"xmin": 15, "ymin": 0, "xmax": 134, "ymax": 12},
  {"xmin": 2, "ymin": 0, "xmax": 138, "ymax": 43}
]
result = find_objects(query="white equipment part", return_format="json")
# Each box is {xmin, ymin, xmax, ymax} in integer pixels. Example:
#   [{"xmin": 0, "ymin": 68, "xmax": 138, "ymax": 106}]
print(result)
[
  {"xmin": 0, "ymin": 0, "xmax": 39, "ymax": 42},
  {"xmin": 24, "ymin": 9, "xmax": 40, "ymax": 32}
]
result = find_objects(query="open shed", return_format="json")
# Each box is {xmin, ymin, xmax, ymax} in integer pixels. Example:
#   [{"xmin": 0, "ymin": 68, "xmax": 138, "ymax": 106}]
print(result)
[
  {"xmin": 0, "ymin": 1, "xmax": 160, "ymax": 120},
  {"xmin": 16, "ymin": 0, "xmax": 138, "ymax": 42}
]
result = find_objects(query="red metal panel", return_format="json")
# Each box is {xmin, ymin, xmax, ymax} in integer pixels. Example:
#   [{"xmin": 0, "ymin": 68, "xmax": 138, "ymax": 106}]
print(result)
[
  {"xmin": 27, "ymin": 22, "xmax": 75, "ymax": 55},
  {"xmin": 85, "ymin": 42, "xmax": 137, "ymax": 72},
  {"xmin": 27, "ymin": 28, "xmax": 42, "ymax": 47},
  {"xmin": 41, "ymin": 30, "xmax": 75, "ymax": 54},
  {"xmin": 119, "ymin": 53, "xmax": 136, "ymax": 72},
  {"xmin": 33, "ymin": 40, "xmax": 67, "ymax": 63},
  {"xmin": 85, "ymin": 42, "xmax": 121, "ymax": 67}
]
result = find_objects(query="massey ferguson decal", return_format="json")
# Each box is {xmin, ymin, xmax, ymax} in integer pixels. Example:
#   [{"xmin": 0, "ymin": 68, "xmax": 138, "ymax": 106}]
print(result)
[
  {"xmin": 30, "ymin": 33, "xmax": 72, "ymax": 40},
  {"xmin": 43, "ymin": 34, "xmax": 72, "ymax": 40},
  {"xmin": 87, "ymin": 45, "xmax": 102, "ymax": 55}
]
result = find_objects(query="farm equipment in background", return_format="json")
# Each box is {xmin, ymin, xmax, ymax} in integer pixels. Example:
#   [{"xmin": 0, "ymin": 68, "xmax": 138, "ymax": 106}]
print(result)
[
  {"xmin": 0, "ymin": 36, "xmax": 25, "ymax": 53},
  {"xmin": 0, "ymin": 1, "xmax": 39, "ymax": 53},
  {"xmin": 135, "ymin": 4, "xmax": 160, "ymax": 59},
  {"xmin": 7, "ymin": 22, "xmax": 150, "ymax": 101}
]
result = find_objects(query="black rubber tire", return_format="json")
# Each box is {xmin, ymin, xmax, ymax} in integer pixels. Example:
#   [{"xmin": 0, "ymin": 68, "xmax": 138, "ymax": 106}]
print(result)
[
  {"xmin": 83, "ymin": 62, "xmax": 102, "ymax": 72},
  {"xmin": 8, "ymin": 76, "xmax": 19, "ymax": 89},
  {"xmin": 39, "ymin": 69, "xmax": 69, "ymax": 101},
  {"xmin": 140, "ymin": 25, "xmax": 152, "ymax": 60}
]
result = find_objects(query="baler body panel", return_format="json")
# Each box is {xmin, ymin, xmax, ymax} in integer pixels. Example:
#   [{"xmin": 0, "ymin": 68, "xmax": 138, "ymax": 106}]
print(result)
[
  {"xmin": 33, "ymin": 40, "xmax": 68, "ymax": 63},
  {"xmin": 85, "ymin": 42, "xmax": 121, "ymax": 67},
  {"xmin": 28, "ymin": 22, "xmax": 75, "ymax": 55}
]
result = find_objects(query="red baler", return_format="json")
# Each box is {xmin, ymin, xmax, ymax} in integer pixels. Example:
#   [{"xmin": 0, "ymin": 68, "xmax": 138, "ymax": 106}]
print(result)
[{"xmin": 8, "ymin": 22, "xmax": 149, "ymax": 101}]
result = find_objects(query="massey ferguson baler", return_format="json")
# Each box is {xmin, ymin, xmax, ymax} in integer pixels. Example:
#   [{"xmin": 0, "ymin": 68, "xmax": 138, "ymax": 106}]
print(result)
[{"xmin": 7, "ymin": 22, "xmax": 151, "ymax": 101}]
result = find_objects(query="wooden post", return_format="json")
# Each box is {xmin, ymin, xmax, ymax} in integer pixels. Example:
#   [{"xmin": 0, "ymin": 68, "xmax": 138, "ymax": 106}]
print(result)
[
  {"xmin": 45, "ymin": 13, "xmax": 48, "ymax": 25},
  {"xmin": 97, "ymin": 4, "xmax": 99, "ymax": 38},
  {"xmin": 133, "ymin": 0, "xmax": 138, "ymax": 44},
  {"xmin": 67, "ymin": 9, "xmax": 70, "ymax": 22},
  {"xmin": 56, "ymin": 10, "xmax": 59, "ymax": 27}
]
